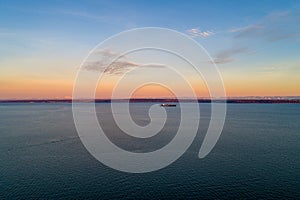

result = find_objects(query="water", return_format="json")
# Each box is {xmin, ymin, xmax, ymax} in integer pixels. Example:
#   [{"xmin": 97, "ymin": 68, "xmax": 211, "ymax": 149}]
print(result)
[{"xmin": 0, "ymin": 103, "xmax": 299, "ymax": 199}]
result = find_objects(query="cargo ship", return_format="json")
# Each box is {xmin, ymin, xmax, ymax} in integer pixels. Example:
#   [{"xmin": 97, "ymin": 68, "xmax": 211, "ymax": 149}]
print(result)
[{"xmin": 160, "ymin": 103, "xmax": 176, "ymax": 107}]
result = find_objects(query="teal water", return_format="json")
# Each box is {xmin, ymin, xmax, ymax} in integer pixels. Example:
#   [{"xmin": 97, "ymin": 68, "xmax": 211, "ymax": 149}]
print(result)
[{"xmin": 0, "ymin": 103, "xmax": 299, "ymax": 199}]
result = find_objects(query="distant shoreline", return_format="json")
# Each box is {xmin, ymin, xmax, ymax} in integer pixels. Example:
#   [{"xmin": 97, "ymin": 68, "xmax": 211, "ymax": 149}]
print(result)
[{"xmin": 1, "ymin": 98, "xmax": 300, "ymax": 104}]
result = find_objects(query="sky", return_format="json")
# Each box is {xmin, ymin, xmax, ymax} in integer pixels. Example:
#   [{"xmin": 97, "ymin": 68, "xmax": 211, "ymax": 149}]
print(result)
[{"xmin": 0, "ymin": 0, "xmax": 300, "ymax": 99}]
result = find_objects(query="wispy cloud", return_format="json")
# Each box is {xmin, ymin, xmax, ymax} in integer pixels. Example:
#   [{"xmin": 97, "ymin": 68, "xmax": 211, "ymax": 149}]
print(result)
[
  {"xmin": 230, "ymin": 10, "xmax": 300, "ymax": 42},
  {"xmin": 186, "ymin": 28, "xmax": 214, "ymax": 38},
  {"xmin": 259, "ymin": 66, "xmax": 279, "ymax": 75},
  {"xmin": 83, "ymin": 49, "xmax": 165, "ymax": 75},
  {"xmin": 213, "ymin": 47, "xmax": 249, "ymax": 64},
  {"xmin": 8, "ymin": 5, "xmax": 129, "ymax": 25},
  {"xmin": 255, "ymin": 65, "xmax": 290, "ymax": 76},
  {"xmin": 229, "ymin": 25, "xmax": 264, "ymax": 34},
  {"xmin": 57, "ymin": 10, "xmax": 107, "ymax": 21},
  {"xmin": 214, "ymin": 9, "xmax": 300, "ymax": 65},
  {"xmin": 0, "ymin": 32, "xmax": 16, "ymax": 37}
]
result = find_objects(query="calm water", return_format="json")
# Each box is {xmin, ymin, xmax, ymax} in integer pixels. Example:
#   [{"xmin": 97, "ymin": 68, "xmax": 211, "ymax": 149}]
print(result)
[{"xmin": 0, "ymin": 103, "xmax": 299, "ymax": 199}]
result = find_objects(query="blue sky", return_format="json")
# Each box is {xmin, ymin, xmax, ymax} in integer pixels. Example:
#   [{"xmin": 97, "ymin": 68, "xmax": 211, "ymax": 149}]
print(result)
[
  {"xmin": 0, "ymin": 0, "xmax": 300, "ymax": 98},
  {"xmin": 1, "ymin": 0, "xmax": 299, "ymax": 52}
]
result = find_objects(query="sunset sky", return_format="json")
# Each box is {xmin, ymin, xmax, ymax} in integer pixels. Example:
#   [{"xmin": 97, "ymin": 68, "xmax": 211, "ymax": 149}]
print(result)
[{"xmin": 1, "ymin": 0, "xmax": 300, "ymax": 99}]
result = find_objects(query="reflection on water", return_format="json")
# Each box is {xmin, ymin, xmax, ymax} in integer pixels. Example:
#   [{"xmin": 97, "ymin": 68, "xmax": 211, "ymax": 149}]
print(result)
[{"xmin": 0, "ymin": 103, "xmax": 299, "ymax": 199}]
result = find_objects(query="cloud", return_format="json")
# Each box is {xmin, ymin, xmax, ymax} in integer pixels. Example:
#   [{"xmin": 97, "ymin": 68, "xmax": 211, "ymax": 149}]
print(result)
[
  {"xmin": 229, "ymin": 25, "xmax": 264, "ymax": 37},
  {"xmin": 260, "ymin": 66, "xmax": 278, "ymax": 73},
  {"xmin": 230, "ymin": 10, "xmax": 300, "ymax": 42},
  {"xmin": 214, "ymin": 9, "xmax": 300, "ymax": 65},
  {"xmin": 254, "ymin": 65, "xmax": 288, "ymax": 76},
  {"xmin": 0, "ymin": 32, "xmax": 16, "ymax": 37},
  {"xmin": 213, "ymin": 47, "xmax": 249, "ymax": 64},
  {"xmin": 187, "ymin": 28, "xmax": 214, "ymax": 38},
  {"xmin": 83, "ymin": 49, "xmax": 165, "ymax": 75},
  {"xmin": 58, "ymin": 10, "xmax": 107, "ymax": 21}
]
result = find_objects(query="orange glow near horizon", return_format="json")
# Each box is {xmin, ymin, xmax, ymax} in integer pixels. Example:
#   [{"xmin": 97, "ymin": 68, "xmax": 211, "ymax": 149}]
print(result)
[
  {"xmin": 1, "ymin": 72, "xmax": 300, "ymax": 99},
  {"xmin": 130, "ymin": 84, "xmax": 177, "ymax": 99},
  {"xmin": 0, "ymin": 78, "xmax": 73, "ymax": 99}
]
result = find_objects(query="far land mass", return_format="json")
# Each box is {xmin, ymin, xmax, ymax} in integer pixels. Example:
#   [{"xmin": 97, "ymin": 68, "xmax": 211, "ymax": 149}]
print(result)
[{"xmin": 1, "ymin": 97, "xmax": 300, "ymax": 104}]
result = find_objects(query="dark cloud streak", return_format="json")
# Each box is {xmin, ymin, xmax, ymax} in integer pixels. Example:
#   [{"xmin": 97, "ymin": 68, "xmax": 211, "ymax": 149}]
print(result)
[
  {"xmin": 231, "ymin": 10, "xmax": 300, "ymax": 42},
  {"xmin": 83, "ymin": 49, "xmax": 165, "ymax": 75},
  {"xmin": 213, "ymin": 47, "xmax": 249, "ymax": 64},
  {"xmin": 215, "ymin": 9, "xmax": 300, "ymax": 65}
]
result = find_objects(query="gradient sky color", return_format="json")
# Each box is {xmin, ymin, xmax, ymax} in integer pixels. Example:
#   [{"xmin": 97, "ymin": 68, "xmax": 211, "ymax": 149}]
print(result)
[{"xmin": 0, "ymin": 0, "xmax": 299, "ymax": 99}]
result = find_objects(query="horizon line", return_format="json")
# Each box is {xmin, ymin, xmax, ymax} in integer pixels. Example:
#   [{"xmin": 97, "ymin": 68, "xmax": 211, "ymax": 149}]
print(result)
[
  {"xmin": 0, "ymin": 96, "xmax": 300, "ymax": 101},
  {"xmin": 1, "ymin": 97, "xmax": 300, "ymax": 104}
]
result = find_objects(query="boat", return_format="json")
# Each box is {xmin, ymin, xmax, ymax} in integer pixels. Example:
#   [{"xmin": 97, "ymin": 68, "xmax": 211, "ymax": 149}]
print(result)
[{"xmin": 160, "ymin": 103, "xmax": 176, "ymax": 107}]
